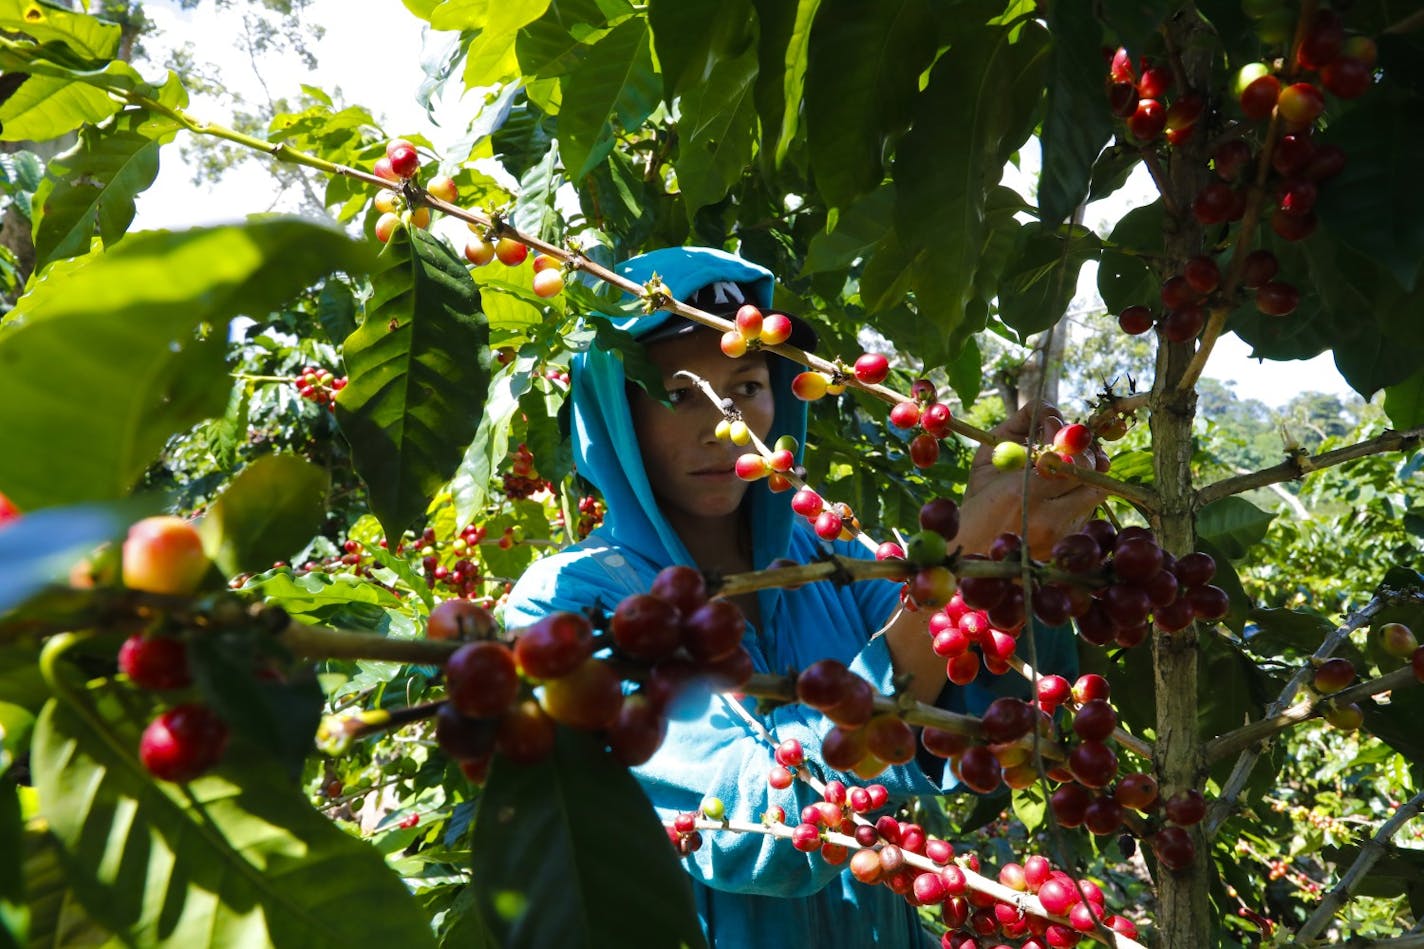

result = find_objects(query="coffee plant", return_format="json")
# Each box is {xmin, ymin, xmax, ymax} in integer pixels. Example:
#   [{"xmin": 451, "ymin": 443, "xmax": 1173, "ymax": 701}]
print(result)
[{"xmin": 1, "ymin": 1, "xmax": 1423, "ymax": 947}]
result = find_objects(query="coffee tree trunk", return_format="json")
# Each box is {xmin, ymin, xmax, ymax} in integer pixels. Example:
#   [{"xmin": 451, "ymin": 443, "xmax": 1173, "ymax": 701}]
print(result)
[{"xmin": 1151, "ymin": 12, "xmax": 1214, "ymax": 947}]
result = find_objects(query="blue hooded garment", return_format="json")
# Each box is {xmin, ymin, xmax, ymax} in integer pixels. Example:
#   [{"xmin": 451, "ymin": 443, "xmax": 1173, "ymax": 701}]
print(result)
[{"xmin": 503, "ymin": 247, "xmax": 1077, "ymax": 948}]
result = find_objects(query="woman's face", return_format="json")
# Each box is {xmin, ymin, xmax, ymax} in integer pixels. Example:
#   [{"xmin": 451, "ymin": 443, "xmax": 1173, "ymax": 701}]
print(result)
[{"xmin": 629, "ymin": 328, "xmax": 776, "ymax": 529}]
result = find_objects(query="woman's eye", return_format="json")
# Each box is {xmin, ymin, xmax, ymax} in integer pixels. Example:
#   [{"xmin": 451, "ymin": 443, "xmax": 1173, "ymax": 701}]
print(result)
[{"xmin": 734, "ymin": 381, "xmax": 765, "ymax": 398}]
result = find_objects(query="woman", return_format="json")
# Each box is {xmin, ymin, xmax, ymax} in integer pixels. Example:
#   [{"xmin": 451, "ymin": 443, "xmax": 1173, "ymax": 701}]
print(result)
[{"xmin": 504, "ymin": 246, "xmax": 1104, "ymax": 947}]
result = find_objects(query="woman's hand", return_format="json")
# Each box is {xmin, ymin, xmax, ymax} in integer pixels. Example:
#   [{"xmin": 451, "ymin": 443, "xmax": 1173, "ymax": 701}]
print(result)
[{"xmin": 957, "ymin": 402, "xmax": 1110, "ymax": 558}]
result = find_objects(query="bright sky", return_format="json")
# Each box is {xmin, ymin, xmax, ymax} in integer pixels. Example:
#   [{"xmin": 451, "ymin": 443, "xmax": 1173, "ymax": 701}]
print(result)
[{"xmin": 131, "ymin": 0, "xmax": 1358, "ymax": 408}]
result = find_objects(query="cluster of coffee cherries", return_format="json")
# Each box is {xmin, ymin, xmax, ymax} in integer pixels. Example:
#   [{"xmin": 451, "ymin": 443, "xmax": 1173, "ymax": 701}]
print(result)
[
  {"xmin": 436, "ymin": 566, "xmax": 754, "ymax": 780},
  {"xmin": 936, "ymin": 855, "xmax": 1139, "ymax": 948},
  {"xmin": 732, "ymin": 434, "xmax": 801, "ymax": 491},
  {"xmin": 293, "ymin": 365, "xmax": 348, "ymax": 409},
  {"xmin": 112, "ymin": 516, "xmax": 232, "ymax": 783},
  {"xmin": 464, "ymin": 230, "xmax": 565, "ymax": 297},
  {"xmin": 989, "ymin": 422, "xmax": 1100, "ymax": 480},
  {"xmin": 786, "ymin": 352, "xmax": 892, "ymax": 406},
  {"xmin": 718, "ymin": 304, "xmax": 795, "ymax": 358},
  {"xmin": 1106, "ymin": 46, "xmax": 1203, "ymax": 146},
  {"xmin": 550, "ymin": 495, "xmax": 606, "ymax": 541},
  {"xmin": 887, "ymin": 379, "xmax": 956, "ymax": 470},
  {"xmin": 950, "ymin": 521, "xmax": 1230, "ymax": 652},
  {"xmin": 371, "ymin": 139, "xmax": 458, "ymax": 244},
  {"xmin": 502, "ymin": 443, "xmax": 548, "ymax": 500},
  {"xmin": 790, "ymin": 486, "xmax": 861, "ymax": 543},
  {"xmin": 1307, "ymin": 621, "xmax": 1421, "ymax": 731}
]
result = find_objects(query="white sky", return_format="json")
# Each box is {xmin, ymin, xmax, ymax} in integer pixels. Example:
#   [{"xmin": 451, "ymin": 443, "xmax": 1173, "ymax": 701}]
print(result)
[{"xmin": 130, "ymin": 0, "xmax": 1357, "ymax": 408}]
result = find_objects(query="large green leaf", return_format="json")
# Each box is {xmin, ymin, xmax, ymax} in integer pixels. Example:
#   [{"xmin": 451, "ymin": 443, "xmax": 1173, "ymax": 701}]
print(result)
[
  {"xmin": 893, "ymin": 21, "xmax": 1048, "ymax": 350},
  {"xmin": 755, "ymin": 0, "xmax": 819, "ymax": 167},
  {"xmin": 0, "ymin": 501, "xmax": 154, "ymax": 619},
  {"xmin": 31, "ymin": 680, "xmax": 435, "ymax": 948},
  {"xmin": 648, "ymin": 0, "xmax": 749, "ymax": 101},
  {"xmin": 805, "ymin": 0, "xmax": 936, "ymax": 210},
  {"xmin": 438, "ymin": 0, "xmax": 552, "ymax": 86},
  {"xmin": 675, "ymin": 42, "xmax": 758, "ymax": 219},
  {"xmin": 336, "ymin": 228, "xmax": 489, "ymax": 543},
  {"xmin": 1197, "ymin": 496, "xmax": 1277, "ymax": 560},
  {"xmin": 0, "ymin": 0, "xmax": 122, "ymax": 59},
  {"xmin": 0, "ymin": 220, "xmax": 373, "ymax": 510},
  {"xmin": 1097, "ymin": 200, "xmax": 1163, "ymax": 316},
  {"xmin": 516, "ymin": 0, "xmax": 627, "ymax": 79},
  {"xmin": 451, "ymin": 357, "xmax": 535, "ymax": 530},
  {"xmin": 802, "ymin": 184, "xmax": 893, "ymax": 277},
  {"xmin": 1385, "ymin": 367, "xmax": 1424, "ymax": 429},
  {"xmin": 197, "ymin": 454, "xmax": 330, "ymax": 576},
  {"xmin": 17, "ymin": 828, "xmax": 114, "ymax": 949},
  {"xmin": 996, "ymin": 223, "xmax": 1101, "ymax": 337},
  {"xmin": 32, "ymin": 125, "xmax": 162, "ymax": 276},
  {"xmin": 511, "ymin": 140, "xmax": 563, "ymax": 241},
  {"xmin": 470, "ymin": 730, "xmax": 705, "ymax": 949},
  {"xmin": 1038, "ymin": 5, "xmax": 1112, "ymax": 225},
  {"xmin": 0, "ymin": 72, "xmax": 120, "ymax": 142},
  {"xmin": 1316, "ymin": 92, "xmax": 1424, "ymax": 293},
  {"xmin": 556, "ymin": 16, "xmax": 660, "ymax": 180}
]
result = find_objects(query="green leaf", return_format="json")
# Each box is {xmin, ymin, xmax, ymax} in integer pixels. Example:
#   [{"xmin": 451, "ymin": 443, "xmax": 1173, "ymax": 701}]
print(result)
[
  {"xmin": 675, "ymin": 43, "xmax": 758, "ymax": 219},
  {"xmin": 0, "ymin": 72, "xmax": 120, "ymax": 142},
  {"xmin": 316, "ymin": 280, "xmax": 358, "ymax": 345},
  {"xmin": 648, "ymin": 0, "xmax": 749, "ymax": 100},
  {"xmin": 31, "ymin": 682, "xmax": 436, "ymax": 949},
  {"xmin": 0, "ymin": 219, "xmax": 374, "ymax": 510},
  {"xmin": 996, "ymin": 223, "xmax": 1101, "ymax": 337},
  {"xmin": 516, "ymin": 0, "xmax": 627, "ymax": 79},
  {"xmin": 0, "ymin": 501, "xmax": 154, "ymax": 618},
  {"xmin": 441, "ymin": 0, "xmax": 553, "ymax": 86},
  {"xmin": 0, "ymin": 646, "xmax": 44, "ymax": 714},
  {"xmin": 1038, "ymin": 6, "xmax": 1111, "ymax": 225},
  {"xmin": 1385, "ymin": 366, "xmax": 1424, "ymax": 428},
  {"xmin": 338, "ymin": 228, "xmax": 489, "ymax": 543},
  {"xmin": 1196, "ymin": 496, "xmax": 1277, "ymax": 560},
  {"xmin": 0, "ymin": 0, "xmax": 122, "ymax": 59},
  {"xmin": 511, "ymin": 141, "xmax": 563, "ymax": 241},
  {"xmin": 1099, "ymin": 0, "xmax": 1170, "ymax": 52},
  {"xmin": 556, "ymin": 16, "xmax": 660, "ymax": 180},
  {"xmin": 1316, "ymin": 92, "xmax": 1424, "ymax": 293},
  {"xmin": 245, "ymin": 570, "xmax": 404, "ymax": 630},
  {"xmin": 17, "ymin": 828, "xmax": 114, "ymax": 949},
  {"xmin": 805, "ymin": 0, "xmax": 937, "ymax": 209},
  {"xmin": 471, "ymin": 730, "xmax": 705, "ymax": 949},
  {"xmin": 1010, "ymin": 782, "xmax": 1046, "ymax": 834},
  {"xmin": 1097, "ymin": 200, "xmax": 1163, "ymax": 316},
  {"xmin": 1086, "ymin": 145, "xmax": 1141, "ymax": 203},
  {"xmin": 1245, "ymin": 607, "xmax": 1336, "ymax": 657},
  {"xmin": 757, "ymin": 0, "xmax": 819, "ymax": 167},
  {"xmin": 452, "ymin": 359, "xmax": 536, "ymax": 530},
  {"xmin": 802, "ymin": 182, "xmax": 893, "ymax": 276},
  {"xmin": 893, "ymin": 21, "xmax": 1048, "ymax": 332},
  {"xmin": 32, "ymin": 125, "xmax": 161, "ymax": 268},
  {"xmin": 197, "ymin": 455, "xmax": 330, "ymax": 576},
  {"xmin": 188, "ymin": 630, "xmax": 324, "ymax": 780}
]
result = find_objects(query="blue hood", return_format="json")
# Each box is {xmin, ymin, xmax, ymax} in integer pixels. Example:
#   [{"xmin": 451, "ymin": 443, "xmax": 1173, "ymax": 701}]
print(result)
[{"xmin": 571, "ymin": 247, "xmax": 806, "ymax": 616}]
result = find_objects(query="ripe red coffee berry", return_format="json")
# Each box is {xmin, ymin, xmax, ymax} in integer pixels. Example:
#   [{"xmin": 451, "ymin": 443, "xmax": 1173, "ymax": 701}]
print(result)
[
  {"xmin": 1164, "ymin": 788, "xmax": 1207, "ymax": 826},
  {"xmin": 1313, "ymin": 657, "xmax": 1356, "ymax": 694},
  {"xmin": 909, "ymin": 433, "xmax": 940, "ymax": 469},
  {"xmin": 446, "ymin": 641, "xmax": 520, "ymax": 718},
  {"xmin": 889, "ymin": 401, "xmax": 921, "ymax": 429},
  {"xmin": 118, "ymin": 634, "xmax": 191, "ymax": 690},
  {"xmin": 814, "ymin": 509, "xmax": 844, "ymax": 541},
  {"xmin": 1127, "ymin": 98, "xmax": 1166, "ymax": 140},
  {"xmin": 921, "ymin": 402, "xmax": 953, "ymax": 438},
  {"xmin": 797, "ymin": 659, "xmax": 853, "ymax": 709},
  {"xmin": 775, "ymin": 737, "xmax": 805, "ymax": 768},
  {"xmin": 1053, "ymin": 423, "xmax": 1092, "ymax": 456},
  {"xmin": 139, "ymin": 703, "xmax": 230, "ymax": 782},
  {"xmin": 610, "ymin": 594, "xmax": 682, "ymax": 661},
  {"xmin": 957, "ymin": 746, "xmax": 1002, "ymax": 794},
  {"xmin": 853, "ymin": 353, "xmax": 890, "ymax": 385},
  {"xmin": 791, "ymin": 823, "xmax": 822, "ymax": 852},
  {"xmin": 1255, "ymin": 281, "xmax": 1300, "ymax": 317},
  {"xmin": 428, "ymin": 599, "xmax": 496, "ymax": 641},
  {"xmin": 1183, "ymin": 256, "xmax": 1221, "ymax": 294},
  {"xmin": 1072, "ymin": 699, "xmax": 1118, "ymax": 742},
  {"xmin": 683, "ymin": 599, "xmax": 747, "ymax": 662},
  {"xmin": 541, "ymin": 657, "xmax": 623, "ymax": 730},
  {"xmin": 919, "ymin": 498, "xmax": 960, "ymax": 540},
  {"xmin": 650, "ymin": 565, "xmax": 707, "ymax": 616},
  {"xmin": 1152, "ymin": 826, "xmax": 1196, "ymax": 871},
  {"xmin": 759, "ymin": 313, "xmax": 793, "ymax": 346},
  {"xmin": 1117, "ymin": 304, "xmax": 1153, "ymax": 335},
  {"xmin": 386, "ymin": 143, "xmax": 420, "ymax": 179},
  {"xmin": 515, "ymin": 611, "xmax": 594, "ymax": 679},
  {"xmin": 1068, "ymin": 740, "xmax": 1118, "ymax": 789},
  {"xmin": 1277, "ymin": 82, "xmax": 1326, "ymax": 126}
]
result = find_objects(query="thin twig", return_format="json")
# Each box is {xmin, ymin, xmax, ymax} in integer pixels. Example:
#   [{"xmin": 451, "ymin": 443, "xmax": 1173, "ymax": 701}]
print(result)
[
  {"xmin": 1205, "ymin": 664, "xmax": 1417, "ymax": 764},
  {"xmin": 1205, "ymin": 594, "xmax": 1408, "ymax": 834},
  {"xmin": 1296, "ymin": 789, "xmax": 1424, "ymax": 944},
  {"xmin": 1197, "ymin": 427, "xmax": 1424, "ymax": 508},
  {"xmin": 671, "ymin": 817, "xmax": 1146, "ymax": 948}
]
